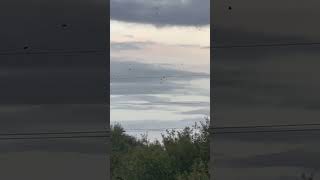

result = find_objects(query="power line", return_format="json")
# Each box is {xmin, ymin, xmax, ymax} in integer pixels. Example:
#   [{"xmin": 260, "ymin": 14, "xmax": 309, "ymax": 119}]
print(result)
[
  {"xmin": 121, "ymin": 126, "xmax": 320, "ymax": 131},
  {"xmin": 3, "ymin": 127, "xmax": 320, "ymax": 139},
  {"xmin": 213, "ymin": 123, "xmax": 320, "ymax": 129},
  {"xmin": 123, "ymin": 128, "xmax": 184, "ymax": 131},
  {"xmin": 212, "ymin": 128, "xmax": 320, "ymax": 134},
  {"xmin": 0, "ymin": 124, "xmax": 312, "ymax": 139},
  {"xmin": 0, "ymin": 49, "xmax": 106, "ymax": 56},
  {"xmin": 0, "ymin": 130, "xmax": 109, "ymax": 136},
  {"xmin": 211, "ymin": 123, "xmax": 320, "ymax": 134},
  {"xmin": 118, "ymin": 124, "xmax": 320, "ymax": 134},
  {"xmin": 0, "ymin": 135, "xmax": 109, "ymax": 141},
  {"xmin": 112, "ymin": 102, "xmax": 209, "ymax": 106},
  {"xmin": 123, "ymin": 127, "xmax": 320, "ymax": 134},
  {"xmin": 212, "ymin": 42, "xmax": 320, "ymax": 49},
  {"xmin": 0, "ymin": 130, "xmax": 110, "ymax": 140}
]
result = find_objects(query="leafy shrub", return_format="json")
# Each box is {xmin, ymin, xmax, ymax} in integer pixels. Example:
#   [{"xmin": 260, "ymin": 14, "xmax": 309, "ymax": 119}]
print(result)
[{"xmin": 111, "ymin": 118, "xmax": 210, "ymax": 180}]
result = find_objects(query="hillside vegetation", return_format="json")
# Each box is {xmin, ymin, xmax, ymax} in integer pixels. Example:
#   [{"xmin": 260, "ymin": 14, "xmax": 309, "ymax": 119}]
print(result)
[{"xmin": 111, "ymin": 118, "xmax": 210, "ymax": 180}]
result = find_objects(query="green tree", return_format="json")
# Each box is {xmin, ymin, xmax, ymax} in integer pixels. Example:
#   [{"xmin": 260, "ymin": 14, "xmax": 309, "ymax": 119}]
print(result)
[
  {"xmin": 162, "ymin": 118, "xmax": 209, "ymax": 177},
  {"xmin": 111, "ymin": 124, "xmax": 144, "ymax": 179},
  {"xmin": 176, "ymin": 160, "xmax": 210, "ymax": 180},
  {"xmin": 113, "ymin": 143, "xmax": 175, "ymax": 180},
  {"xmin": 111, "ymin": 117, "xmax": 210, "ymax": 180}
]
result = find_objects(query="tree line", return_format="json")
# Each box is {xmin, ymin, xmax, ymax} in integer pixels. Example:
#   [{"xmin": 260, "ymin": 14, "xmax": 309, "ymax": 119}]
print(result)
[{"xmin": 111, "ymin": 118, "xmax": 210, "ymax": 180}]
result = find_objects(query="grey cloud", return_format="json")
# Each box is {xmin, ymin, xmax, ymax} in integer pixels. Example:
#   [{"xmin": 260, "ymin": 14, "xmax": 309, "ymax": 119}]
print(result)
[
  {"xmin": 111, "ymin": 59, "xmax": 208, "ymax": 95},
  {"xmin": 110, "ymin": 0, "xmax": 209, "ymax": 26},
  {"xmin": 111, "ymin": 60, "xmax": 209, "ymax": 119},
  {"xmin": 111, "ymin": 59, "xmax": 208, "ymax": 82},
  {"xmin": 180, "ymin": 108, "xmax": 209, "ymax": 115},
  {"xmin": 111, "ymin": 95, "xmax": 173, "ymax": 111},
  {"xmin": 176, "ymin": 44, "xmax": 207, "ymax": 49},
  {"xmin": 110, "ymin": 41, "xmax": 154, "ymax": 51},
  {"xmin": 112, "ymin": 100, "xmax": 210, "ymax": 109},
  {"xmin": 111, "ymin": 95, "xmax": 209, "ymax": 114},
  {"xmin": 111, "ymin": 94, "xmax": 170, "ymax": 102},
  {"xmin": 112, "ymin": 118, "xmax": 204, "ymax": 130},
  {"xmin": 110, "ymin": 41, "xmax": 206, "ymax": 51}
]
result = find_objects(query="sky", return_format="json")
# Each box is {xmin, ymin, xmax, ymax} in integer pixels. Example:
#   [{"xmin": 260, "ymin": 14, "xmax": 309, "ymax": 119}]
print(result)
[{"xmin": 110, "ymin": 0, "xmax": 210, "ymax": 140}]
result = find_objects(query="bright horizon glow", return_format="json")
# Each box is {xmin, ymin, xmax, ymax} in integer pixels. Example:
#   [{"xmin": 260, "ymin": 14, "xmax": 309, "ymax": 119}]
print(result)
[{"xmin": 111, "ymin": 20, "xmax": 210, "ymax": 47}]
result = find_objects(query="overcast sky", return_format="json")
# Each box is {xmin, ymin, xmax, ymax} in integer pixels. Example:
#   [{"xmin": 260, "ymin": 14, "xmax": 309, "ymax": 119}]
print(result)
[{"xmin": 110, "ymin": 0, "xmax": 210, "ymax": 138}]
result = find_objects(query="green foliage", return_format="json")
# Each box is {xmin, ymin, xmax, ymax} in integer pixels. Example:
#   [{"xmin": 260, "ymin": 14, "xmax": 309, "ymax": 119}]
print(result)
[
  {"xmin": 111, "ymin": 124, "xmax": 144, "ymax": 177},
  {"xmin": 175, "ymin": 160, "xmax": 209, "ymax": 180},
  {"xmin": 111, "ymin": 118, "xmax": 210, "ymax": 180},
  {"xmin": 113, "ymin": 144, "xmax": 175, "ymax": 180}
]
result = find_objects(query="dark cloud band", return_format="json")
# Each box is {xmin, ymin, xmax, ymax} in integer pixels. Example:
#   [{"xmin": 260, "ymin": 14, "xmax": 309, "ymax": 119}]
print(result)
[{"xmin": 110, "ymin": 0, "xmax": 210, "ymax": 26}]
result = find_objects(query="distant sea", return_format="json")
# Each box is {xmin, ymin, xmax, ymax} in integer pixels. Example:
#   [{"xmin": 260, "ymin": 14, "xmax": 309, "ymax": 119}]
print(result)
[
  {"xmin": 111, "ymin": 119, "xmax": 205, "ymax": 142},
  {"xmin": 124, "ymin": 128, "xmax": 185, "ymax": 142}
]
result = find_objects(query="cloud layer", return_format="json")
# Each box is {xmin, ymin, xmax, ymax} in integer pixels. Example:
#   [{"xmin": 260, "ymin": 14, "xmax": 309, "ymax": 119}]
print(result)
[{"xmin": 111, "ymin": 0, "xmax": 210, "ymax": 26}]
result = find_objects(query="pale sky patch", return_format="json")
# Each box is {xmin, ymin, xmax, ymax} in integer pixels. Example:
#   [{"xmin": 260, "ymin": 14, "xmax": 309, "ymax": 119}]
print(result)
[
  {"xmin": 111, "ymin": 20, "xmax": 210, "ymax": 46},
  {"xmin": 110, "ymin": 1, "xmax": 209, "ymax": 141}
]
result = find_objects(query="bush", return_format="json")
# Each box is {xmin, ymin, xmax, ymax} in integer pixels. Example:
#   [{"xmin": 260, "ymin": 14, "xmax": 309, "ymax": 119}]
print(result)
[{"xmin": 111, "ymin": 118, "xmax": 210, "ymax": 180}]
